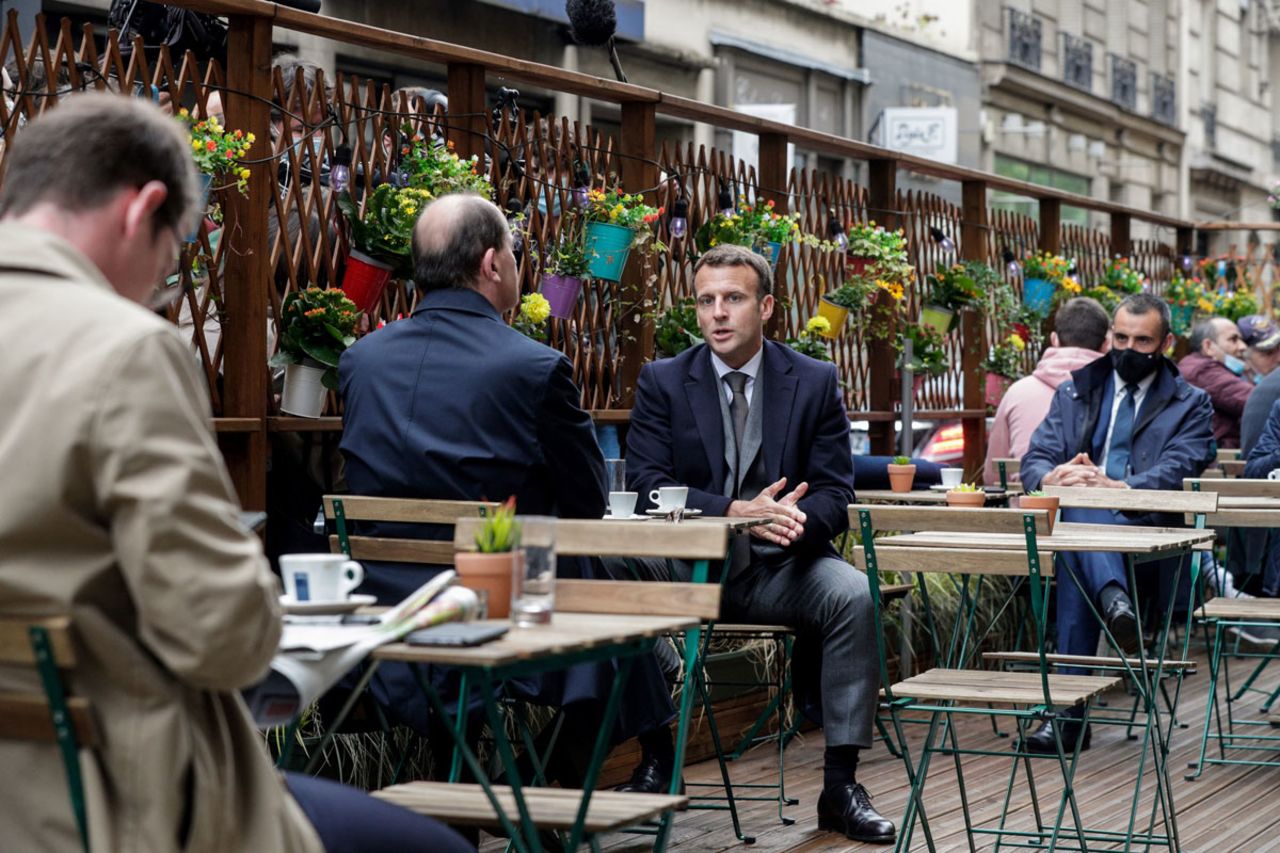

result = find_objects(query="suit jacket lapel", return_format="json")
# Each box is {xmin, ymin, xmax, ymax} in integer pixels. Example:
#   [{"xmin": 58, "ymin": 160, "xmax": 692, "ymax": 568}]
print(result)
[
  {"xmin": 761, "ymin": 343, "xmax": 797, "ymax": 482},
  {"xmin": 684, "ymin": 348, "xmax": 727, "ymax": 490}
]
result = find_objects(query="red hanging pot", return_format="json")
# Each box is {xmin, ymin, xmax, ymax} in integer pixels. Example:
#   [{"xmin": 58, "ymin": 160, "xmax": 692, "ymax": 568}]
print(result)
[{"xmin": 341, "ymin": 250, "xmax": 394, "ymax": 313}]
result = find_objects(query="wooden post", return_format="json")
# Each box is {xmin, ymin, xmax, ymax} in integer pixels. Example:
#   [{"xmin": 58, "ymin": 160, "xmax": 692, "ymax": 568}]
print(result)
[
  {"xmin": 616, "ymin": 100, "xmax": 658, "ymax": 407},
  {"xmin": 1039, "ymin": 198, "xmax": 1061, "ymax": 255},
  {"xmin": 446, "ymin": 63, "xmax": 487, "ymax": 163},
  {"xmin": 219, "ymin": 14, "xmax": 273, "ymax": 510},
  {"xmin": 959, "ymin": 180, "xmax": 988, "ymax": 482},
  {"xmin": 866, "ymin": 158, "xmax": 898, "ymax": 456},
  {"xmin": 758, "ymin": 132, "xmax": 789, "ymax": 340},
  {"xmin": 1111, "ymin": 212, "xmax": 1131, "ymax": 260}
]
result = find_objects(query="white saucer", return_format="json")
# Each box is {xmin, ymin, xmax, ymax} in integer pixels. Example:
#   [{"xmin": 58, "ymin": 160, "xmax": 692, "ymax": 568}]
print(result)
[
  {"xmin": 645, "ymin": 508, "xmax": 703, "ymax": 517},
  {"xmin": 929, "ymin": 484, "xmax": 959, "ymax": 492},
  {"xmin": 279, "ymin": 593, "xmax": 377, "ymax": 615},
  {"xmin": 603, "ymin": 513, "xmax": 650, "ymax": 521}
]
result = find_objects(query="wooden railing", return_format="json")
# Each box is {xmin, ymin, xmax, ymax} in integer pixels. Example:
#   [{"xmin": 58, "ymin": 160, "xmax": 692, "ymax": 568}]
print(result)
[{"xmin": 0, "ymin": 1, "xmax": 1226, "ymax": 508}]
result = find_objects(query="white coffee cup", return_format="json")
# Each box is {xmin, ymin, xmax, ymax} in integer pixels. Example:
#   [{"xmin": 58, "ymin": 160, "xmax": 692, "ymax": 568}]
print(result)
[
  {"xmin": 279, "ymin": 554, "xmax": 364, "ymax": 602},
  {"xmin": 608, "ymin": 491, "xmax": 638, "ymax": 518},
  {"xmin": 1268, "ymin": 468, "xmax": 1280, "ymax": 482},
  {"xmin": 649, "ymin": 486, "xmax": 689, "ymax": 512},
  {"xmin": 940, "ymin": 467, "xmax": 964, "ymax": 488}
]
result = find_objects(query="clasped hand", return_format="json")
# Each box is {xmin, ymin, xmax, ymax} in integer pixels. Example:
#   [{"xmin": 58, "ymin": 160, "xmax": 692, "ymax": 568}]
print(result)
[
  {"xmin": 727, "ymin": 477, "xmax": 808, "ymax": 546},
  {"xmin": 1041, "ymin": 453, "xmax": 1128, "ymax": 489}
]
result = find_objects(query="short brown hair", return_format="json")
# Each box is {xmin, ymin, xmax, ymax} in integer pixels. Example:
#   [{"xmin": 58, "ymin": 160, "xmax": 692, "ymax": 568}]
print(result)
[
  {"xmin": 1053, "ymin": 297, "xmax": 1110, "ymax": 350},
  {"xmin": 693, "ymin": 244, "xmax": 773, "ymax": 297},
  {"xmin": 0, "ymin": 93, "xmax": 198, "ymax": 234}
]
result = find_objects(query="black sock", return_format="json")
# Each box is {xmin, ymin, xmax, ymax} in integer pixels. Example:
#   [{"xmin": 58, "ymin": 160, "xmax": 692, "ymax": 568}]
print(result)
[
  {"xmin": 638, "ymin": 725, "xmax": 675, "ymax": 772},
  {"xmin": 823, "ymin": 744, "xmax": 859, "ymax": 791},
  {"xmin": 1099, "ymin": 581, "xmax": 1128, "ymax": 611}
]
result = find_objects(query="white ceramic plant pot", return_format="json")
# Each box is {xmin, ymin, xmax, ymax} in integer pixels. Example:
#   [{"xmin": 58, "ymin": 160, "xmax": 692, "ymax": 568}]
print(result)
[{"xmin": 281, "ymin": 361, "xmax": 327, "ymax": 418}]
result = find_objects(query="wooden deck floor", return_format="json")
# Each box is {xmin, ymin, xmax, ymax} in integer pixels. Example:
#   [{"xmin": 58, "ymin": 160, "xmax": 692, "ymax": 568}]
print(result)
[{"xmin": 505, "ymin": 640, "xmax": 1280, "ymax": 852}]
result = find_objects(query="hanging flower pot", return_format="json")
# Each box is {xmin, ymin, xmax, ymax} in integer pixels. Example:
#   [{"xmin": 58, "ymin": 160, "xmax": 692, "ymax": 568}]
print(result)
[
  {"xmin": 887, "ymin": 462, "xmax": 917, "ymax": 493},
  {"xmin": 846, "ymin": 256, "xmax": 876, "ymax": 277},
  {"xmin": 816, "ymin": 297, "xmax": 849, "ymax": 338},
  {"xmin": 985, "ymin": 372, "xmax": 1012, "ymax": 408},
  {"xmin": 1022, "ymin": 277, "xmax": 1055, "ymax": 316},
  {"xmin": 185, "ymin": 173, "xmax": 215, "ymax": 243},
  {"xmin": 919, "ymin": 304, "xmax": 955, "ymax": 336},
  {"xmin": 539, "ymin": 274, "xmax": 584, "ymax": 320},
  {"xmin": 584, "ymin": 221, "xmax": 634, "ymax": 281},
  {"xmin": 280, "ymin": 359, "xmax": 328, "ymax": 418},
  {"xmin": 341, "ymin": 250, "xmax": 395, "ymax": 313},
  {"xmin": 753, "ymin": 240, "xmax": 784, "ymax": 269},
  {"xmin": 1171, "ymin": 304, "xmax": 1195, "ymax": 337},
  {"xmin": 913, "ymin": 373, "xmax": 926, "ymax": 396}
]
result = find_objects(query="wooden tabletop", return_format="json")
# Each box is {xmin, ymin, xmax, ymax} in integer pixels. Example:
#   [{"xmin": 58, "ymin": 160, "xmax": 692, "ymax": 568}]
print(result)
[
  {"xmin": 1190, "ymin": 497, "xmax": 1280, "ymax": 527},
  {"xmin": 875, "ymin": 527, "xmax": 1215, "ymax": 554},
  {"xmin": 373, "ymin": 612, "xmax": 696, "ymax": 667},
  {"xmin": 856, "ymin": 488, "xmax": 1017, "ymax": 505}
]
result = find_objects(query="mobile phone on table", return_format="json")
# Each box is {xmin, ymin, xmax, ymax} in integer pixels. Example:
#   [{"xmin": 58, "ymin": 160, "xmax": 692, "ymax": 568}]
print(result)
[{"xmin": 404, "ymin": 623, "xmax": 509, "ymax": 647}]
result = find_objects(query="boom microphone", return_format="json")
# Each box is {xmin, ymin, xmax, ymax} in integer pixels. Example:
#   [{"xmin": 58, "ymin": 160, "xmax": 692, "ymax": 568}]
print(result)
[{"xmin": 565, "ymin": 0, "xmax": 627, "ymax": 83}]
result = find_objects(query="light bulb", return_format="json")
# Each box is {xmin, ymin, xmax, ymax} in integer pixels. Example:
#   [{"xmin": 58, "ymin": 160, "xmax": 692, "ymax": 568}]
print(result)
[
  {"xmin": 718, "ymin": 186, "xmax": 735, "ymax": 217},
  {"xmin": 669, "ymin": 198, "xmax": 689, "ymax": 238},
  {"xmin": 330, "ymin": 144, "xmax": 352, "ymax": 193},
  {"xmin": 929, "ymin": 226, "xmax": 955, "ymax": 253},
  {"xmin": 1180, "ymin": 254, "xmax": 1193, "ymax": 272},
  {"xmin": 835, "ymin": 232, "xmax": 849, "ymax": 252}
]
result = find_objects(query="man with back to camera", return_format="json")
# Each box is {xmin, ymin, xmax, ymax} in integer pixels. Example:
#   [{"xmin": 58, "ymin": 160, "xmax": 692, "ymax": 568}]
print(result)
[
  {"xmin": 1178, "ymin": 316, "xmax": 1254, "ymax": 449},
  {"xmin": 622, "ymin": 244, "xmax": 895, "ymax": 844},
  {"xmin": 984, "ymin": 296, "xmax": 1110, "ymax": 485},
  {"xmin": 0, "ymin": 93, "xmax": 470, "ymax": 852},
  {"xmin": 1020, "ymin": 293, "xmax": 1214, "ymax": 752}
]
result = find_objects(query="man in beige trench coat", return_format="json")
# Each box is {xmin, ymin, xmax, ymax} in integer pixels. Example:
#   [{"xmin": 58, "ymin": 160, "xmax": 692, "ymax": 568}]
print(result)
[{"xmin": 0, "ymin": 94, "xmax": 471, "ymax": 852}]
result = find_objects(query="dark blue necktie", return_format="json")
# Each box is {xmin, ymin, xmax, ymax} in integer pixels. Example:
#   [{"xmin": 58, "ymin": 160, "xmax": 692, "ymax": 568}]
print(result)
[{"xmin": 1105, "ymin": 383, "xmax": 1139, "ymax": 480}]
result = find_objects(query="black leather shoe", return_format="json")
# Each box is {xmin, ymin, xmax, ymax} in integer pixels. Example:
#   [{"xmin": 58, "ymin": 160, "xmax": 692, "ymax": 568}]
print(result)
[
  {"xmin": 1023, "ymin": 716, "xmax": 1091, "ymax": 754},
  {"xmin": 1104, "ymin": 592, "xmax": 1141, "ymax": 655},
  {"xmin": 817, "ymin": 783, "xmax": 895, "ymax": 844},
  {"xmin": 614, "ymin": 755, "xmax": 684, "ymax": 795}
]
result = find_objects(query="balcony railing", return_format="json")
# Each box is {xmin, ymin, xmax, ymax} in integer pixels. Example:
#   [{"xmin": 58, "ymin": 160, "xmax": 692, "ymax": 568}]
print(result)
[
  {"xmin": 1007, "ymin": 8, "xmax": 1042, "ymax": 72},
  {"xmin": 1110, "ymin": 55, "xmax": 1137, "ymax": 111},
  {"xmin": 1062, "ymin": 33, "xmax": 1092, "ymax": 92}
]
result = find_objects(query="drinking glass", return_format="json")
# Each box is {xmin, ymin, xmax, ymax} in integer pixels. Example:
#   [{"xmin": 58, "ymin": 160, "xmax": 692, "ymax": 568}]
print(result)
[
  {"xmin": 605, "ymin": 458, "xmax": 627, "ymax": 492},
  {"xmin": 511, "ymin": 516, "xmax": 556, "ymax": 626}
]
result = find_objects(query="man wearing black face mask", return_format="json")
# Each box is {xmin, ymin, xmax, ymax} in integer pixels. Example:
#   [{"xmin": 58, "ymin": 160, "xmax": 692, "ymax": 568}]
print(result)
[{"xmin": 1020, "ymin": 293, "xmax": 1215, "ymax": 754}]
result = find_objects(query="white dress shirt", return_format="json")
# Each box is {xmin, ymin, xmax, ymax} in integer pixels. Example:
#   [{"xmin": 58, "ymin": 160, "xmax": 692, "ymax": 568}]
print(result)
[
  {"xmin": 710, "ymin": 347, "xmax": 764, "ymax": 407},
  {"xmin": 1098, "ymin": 369, "xmax": 1157, "ymax": 472}
]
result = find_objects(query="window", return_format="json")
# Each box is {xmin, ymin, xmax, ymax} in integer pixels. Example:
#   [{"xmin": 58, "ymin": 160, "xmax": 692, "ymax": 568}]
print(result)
[
  {"xmin": 991, "ymin": 155, "xmax": 1090, "ymax": 225},
  {"xmin": 1062, "ymin": 33, "xmax": 1093, "ymax": 92},
  {"xmin": 1110, "ymin": 55, "xmax": 1137, "ymax": 111},
  {"xmin": 1007, "ymin": 8, "xmax": 1043, "ymax": 72}
]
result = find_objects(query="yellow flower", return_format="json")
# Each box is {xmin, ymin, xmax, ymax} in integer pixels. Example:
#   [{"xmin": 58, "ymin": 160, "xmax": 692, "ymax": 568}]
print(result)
[
  {"xmin": 1062, "ymin": 276, "xmax": 1081, "ymax": 293},
  {"xmin": 246, "ymin": 132, "xmax": 256, "ymax": 144},
  {"xmin": 521, "ymin": 292, "xmax": 551, "ymax": 325},
  {"xmin": 238, "ymin": 168, "xmax": 251, "ymax": 180},
  {"xmin": 1007, "ymin": 333, "xmax": 1025, "ymax": 351},
  {"xmin": 806, "ymin": 315, "xmax": 832, "ymax": 335},
  {"xmin": 875, "ymin": 279, "xmax": 904, "ymax": 301},
  {"xmin": 1197, "ymin": 297, "xmax": 1215, "ymax": 312}
]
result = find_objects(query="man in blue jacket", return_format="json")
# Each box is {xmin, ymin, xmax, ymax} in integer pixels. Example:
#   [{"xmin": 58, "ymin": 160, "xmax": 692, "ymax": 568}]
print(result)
[
  {"xmin": 339, "ymin": 193, "xmax": 673, "ymax": 784},
  {"xmin": 1241, "ymin": 400, "xmax": 1280, "ymax": 596},
  {"xmin": 1021, "ymin": 293, "xmax": 1214, "ymax": 752},
  {"xmin": 623, "ymin": 245, "xmax": 893, "ymax": 844}
]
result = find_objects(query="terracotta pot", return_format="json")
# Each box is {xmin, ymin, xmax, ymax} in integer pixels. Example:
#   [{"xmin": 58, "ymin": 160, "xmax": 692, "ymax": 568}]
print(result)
[
  {"xmin": 454, "ymin": 551, "xmax": 516, "ymax": 619},
  {"xmin": 887, "ymin": 463, "xmax": 917, "ymax": 493},
  {"xmin": 946, "ymin": 490, "xmax": 987, "ymax": 508},
  {"xmin": 1017, "ymin": 495, "xmax": 1060, "ymax": 533},
  {"xmin": 985, "ymin": 371, "xmax": 1012, "ymax": 408}
]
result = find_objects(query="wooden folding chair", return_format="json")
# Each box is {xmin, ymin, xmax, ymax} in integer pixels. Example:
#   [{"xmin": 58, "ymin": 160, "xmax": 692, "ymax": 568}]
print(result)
[{"xmin": 0, "ymin": 616, "xmax": 97, "ymax": 852}]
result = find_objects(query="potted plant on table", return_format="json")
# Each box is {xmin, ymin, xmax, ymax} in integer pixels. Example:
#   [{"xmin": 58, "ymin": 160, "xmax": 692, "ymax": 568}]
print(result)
[
  {"xmin": 887, "ymin": 455, "xmax": 916, "ymax": 493},
  {"xmin": 336, "ymin": 184, "xmax": 434, "ymax": 312},
  {"xmin": 178, "ymin": 108, "xmax": 253, "ymax": 241},
  {"xmin": 1018, "ymin": 490, "xmax": 1059, "ymax": 533},
  {"xmin": 581, "ymin": 185, "xmax": 663, "ymax": 281},
  {"xmin": 981, "ymin": 332, "xmax": 1027, "ymax": 408},
  {"xmin": 455, "ymin": 496, "xmax": 520, "ymax": 619},
  {"xmin": 946, "ymin": 483, "xmax": 987, "ymax": 508},
  {"xmin": 270, "ymin": 287, "xmax": 359, "ymax": 418}
]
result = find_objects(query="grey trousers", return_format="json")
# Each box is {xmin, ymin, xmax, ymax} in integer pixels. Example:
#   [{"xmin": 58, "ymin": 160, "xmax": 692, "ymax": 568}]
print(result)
[{"xmin": 613, "ymin": 552, "xmax": 879, "ymax": 749}]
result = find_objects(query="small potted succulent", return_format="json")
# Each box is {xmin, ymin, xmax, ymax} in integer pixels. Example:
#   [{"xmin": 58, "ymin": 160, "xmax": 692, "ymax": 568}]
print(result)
[
  {"xmin": 539, "ymin": 209, "xmax": 590, "ymax": 319},
  {"xmin": 512, "ymin": 292, "xmax": 552, "ymax": 342},
  {"xmin": 887, "ymin": 455, "xmax": 916, "ymax": 493},
  {"xmin": 946, "ymin": 482, "xmax": 987, "ymax": 508},
  {"xmin": 1018, "ymin": 490, "xmax": 1059, "ymax": 533},
  {"xmin": 455, "ymin": 497, "xmax": 520, "ymax": 619},
  {"xmin": 336, "ymin": 184, "xmax": 434, "ymax": 311},
  {"xmin": 582, "ymin": 185, "xmax": 662, "ymax": 281},
  {"xmin": 270, "ymin": 287, "xmax": 359, "ymax": 418}
]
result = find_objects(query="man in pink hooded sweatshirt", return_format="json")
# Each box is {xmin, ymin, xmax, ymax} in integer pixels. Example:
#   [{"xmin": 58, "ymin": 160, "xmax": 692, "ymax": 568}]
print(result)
[{"xmin": 985, "ymin": 297, "xmax": 1111, "ymax": 484}]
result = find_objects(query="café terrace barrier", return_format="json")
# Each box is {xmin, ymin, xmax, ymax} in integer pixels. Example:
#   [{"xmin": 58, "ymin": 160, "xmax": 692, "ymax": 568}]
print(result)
[{"xmin": 0, "ymin": 1, "xmax": 1272, "ymax": 508}]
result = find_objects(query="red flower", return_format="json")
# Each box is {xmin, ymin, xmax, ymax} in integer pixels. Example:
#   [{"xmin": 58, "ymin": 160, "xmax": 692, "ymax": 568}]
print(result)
[{"xmin": 205, "ymin": 140, "xmax": 217, "ymax": 151}]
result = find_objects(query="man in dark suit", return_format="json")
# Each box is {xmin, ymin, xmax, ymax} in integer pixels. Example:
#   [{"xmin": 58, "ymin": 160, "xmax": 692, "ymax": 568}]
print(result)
[
  {"xmin": 339, "ymin": 192, "xmax": 672, "ymax": 780},
  {"xmin": 623, "ymin": 245, "xmax": 894, "ymax": 844}
]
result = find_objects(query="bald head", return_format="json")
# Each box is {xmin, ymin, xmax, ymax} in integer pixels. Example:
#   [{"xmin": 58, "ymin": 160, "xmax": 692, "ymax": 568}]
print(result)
[{"xmin": 412, "ymin": 193, "xmax": 511, "ymax": 292}]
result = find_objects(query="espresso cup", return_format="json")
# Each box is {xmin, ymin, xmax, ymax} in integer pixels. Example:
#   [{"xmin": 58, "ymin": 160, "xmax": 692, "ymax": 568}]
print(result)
[
  {"xmin": 649, "ymin": 486, "xmax": 689, "ymax": 512},
  {"xmin": 608, "ymin": 491, "xmax": 638, "ymax": 518},
  {"xmin": 1268, "ymin": 468, "xmax": 1280, "ymax": 482},
  {"xmin": 940, "ymin": 467, "xmax": 964, "ymax": 488},
  {"xmin": 279, "ymin": 553, "xmax": 364, "ymax": 602}
]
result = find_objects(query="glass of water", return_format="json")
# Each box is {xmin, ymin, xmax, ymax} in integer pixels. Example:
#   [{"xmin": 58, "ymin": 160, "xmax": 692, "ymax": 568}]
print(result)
[
  {"xmin": 605, "ymin": 458, "xmax": 627, "ymax": 492},
  {"xmin": 511, "ymin": 516, "xmax": 556, "ymax": 626}
]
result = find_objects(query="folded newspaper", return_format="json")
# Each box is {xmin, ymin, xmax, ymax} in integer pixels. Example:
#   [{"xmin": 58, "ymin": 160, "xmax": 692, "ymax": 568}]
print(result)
[{"xmin": 243, "ymin": 571, "xmax": 478, "ymax": 727}]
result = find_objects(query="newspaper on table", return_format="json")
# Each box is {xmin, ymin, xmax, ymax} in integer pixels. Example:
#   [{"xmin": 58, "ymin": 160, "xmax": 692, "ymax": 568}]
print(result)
[{"xmin": 243, "ymin": 571, "xmax": 478, "ymax": 727}]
